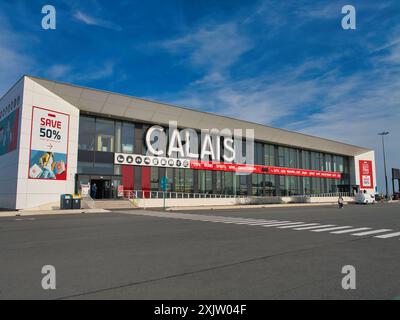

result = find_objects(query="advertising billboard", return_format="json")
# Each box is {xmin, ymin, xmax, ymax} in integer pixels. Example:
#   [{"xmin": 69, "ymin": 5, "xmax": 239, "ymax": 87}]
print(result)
[
  {"xmin": 28, "ymin": 106, "xmax": 70, "ymax": 180},
  {"xmin": 0, "ymin": 93, "xmax": 21, "ymax": 157},
  {"xmin": 0, "ymin": 108, "xmax": 19, "ymax": 156},
  {"xmin": 359, "ymin": 160, "xmax": 374, "ymax": 189}
]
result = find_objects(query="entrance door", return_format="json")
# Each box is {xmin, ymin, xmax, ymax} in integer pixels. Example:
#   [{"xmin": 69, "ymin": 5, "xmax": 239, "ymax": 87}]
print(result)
[{"xmin": 91, "ymin": 179, "xmax": 112, "ymax": 199}]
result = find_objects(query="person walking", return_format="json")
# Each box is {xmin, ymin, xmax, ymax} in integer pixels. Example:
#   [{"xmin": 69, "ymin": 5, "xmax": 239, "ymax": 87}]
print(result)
[
  {"xmin": 91, "ymin": 183, "xmax": 97, "ymax": 199},
  {"xmin": 338, "ymin": 196, "xmax": 344, "ymax": 209}
]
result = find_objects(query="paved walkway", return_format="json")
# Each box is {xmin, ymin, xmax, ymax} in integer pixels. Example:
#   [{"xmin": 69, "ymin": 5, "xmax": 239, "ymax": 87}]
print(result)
[{"xmin": 0, "ymin": 208, "xmax": 109, "ymax": 218}]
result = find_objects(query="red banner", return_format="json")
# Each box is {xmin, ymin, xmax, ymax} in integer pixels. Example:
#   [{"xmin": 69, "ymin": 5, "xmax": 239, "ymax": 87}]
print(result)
[
  {"xmin": 359, "ymin": 160, "xmax": 374, "ymax": 189},
  {"xmin": 190, "ymin": 160, "xmax": 342, "ymax": 179}
]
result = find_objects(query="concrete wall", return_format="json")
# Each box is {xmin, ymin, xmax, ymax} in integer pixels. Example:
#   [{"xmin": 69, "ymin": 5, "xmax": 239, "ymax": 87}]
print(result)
[
  {"xmin": 0, "ymin": 78, "xmax": 24, "ymax": 209},
  {"xmin": 134, "ymin": 196, "xmax": 354, "ymax": 208},
  {"xmin": 15, "ymin": 77, "xmax": 80, "ymax": 209}
]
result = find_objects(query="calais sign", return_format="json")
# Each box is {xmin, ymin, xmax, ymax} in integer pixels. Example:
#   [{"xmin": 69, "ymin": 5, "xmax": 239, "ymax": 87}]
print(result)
[
  {"xmin": 28, "ymin": 106, "xmax": 70, "ymax": 180},
  {"xmin": 144, "ymin": 121, "xmax": 254, "ymax": 165}
]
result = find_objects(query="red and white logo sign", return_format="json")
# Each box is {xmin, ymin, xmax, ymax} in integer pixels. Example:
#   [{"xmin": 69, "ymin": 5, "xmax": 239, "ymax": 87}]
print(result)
[{"xmin": 359, "ymin": 160, "xmax": 374, "ymax": 189}]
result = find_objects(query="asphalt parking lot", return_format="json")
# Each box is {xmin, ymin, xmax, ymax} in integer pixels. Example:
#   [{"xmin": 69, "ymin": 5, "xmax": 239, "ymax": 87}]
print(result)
[{"xmin": 0, "ymin": 203, "xmax": 399, "ymax": 299}]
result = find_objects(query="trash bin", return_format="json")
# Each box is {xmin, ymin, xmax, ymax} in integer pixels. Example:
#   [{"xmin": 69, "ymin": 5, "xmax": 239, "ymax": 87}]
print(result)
[
  {"xmin": 72, "ymin": 194, "xmax": 82, "ymax": 209},
  {"xmin": 60, "ymin": 194, "xmax": 72, "ymax": 210}
]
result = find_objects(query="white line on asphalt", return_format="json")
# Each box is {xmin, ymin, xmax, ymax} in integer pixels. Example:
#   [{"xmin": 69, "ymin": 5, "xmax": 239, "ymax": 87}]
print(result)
[
  {"xmin": 223, "ymin": 220, "xmax": 286, "ymax": 225},
  {"xmin": 217, "ymin": 219, "xmax": 280, "ymax": 225},
  {"xmin": 262, "ymin": 222, "xmax": 304, "ymax": 227},
  {"xmin": 374, "ymin": 232, "xmax": 400, "ymax": 239},
  {"xmin": 351, "ymin": 229, "xmax": 392, "ymax": 236},
  {"xmin": 293, "ymin": 224, "xmax": 335, "ymax": 230},
  {"xmin": 198, "ymin": 218, "xmax": 274, "ymax": 223},
  {"xmin": 277, "ymin": 223, "xmax": 320, "ymax": 229},
  {"xmin": 311, "ymin": 226, "xmax": 353, "ymax": 232},
  {"xmin": 233, "ymin": 221, "xmax": 282, "ymax": 226},
  {"xmin": 330, "ymin": 227, "xmax": 371, "ymax": 234}
]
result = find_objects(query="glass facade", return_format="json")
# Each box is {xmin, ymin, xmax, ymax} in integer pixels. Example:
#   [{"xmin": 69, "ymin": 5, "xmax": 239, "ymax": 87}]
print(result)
[{"xmin": 76, "ymin": 114, "xmax": 352, "ymax": 198}]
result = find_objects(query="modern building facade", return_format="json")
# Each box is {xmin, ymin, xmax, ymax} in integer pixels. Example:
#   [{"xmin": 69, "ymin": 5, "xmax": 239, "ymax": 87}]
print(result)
[{"xmin": 0, "ymin": 76, "xmax": 376, "ymax": 210}]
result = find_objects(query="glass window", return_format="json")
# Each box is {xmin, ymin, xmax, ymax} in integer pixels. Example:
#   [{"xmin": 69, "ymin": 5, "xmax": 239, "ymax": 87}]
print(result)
[
  {"xmin": 255, "ymin": 143, "xmax": 263, "ymax": 165},
  {"xmin": 93, "ymin": 162, "xmax": 114, "ymax": 175},
  {"xmin": 165, "ymin": 168, "xmax": 174, "ymax": 191},
  {"xmin": 121, "ymin": 122, "xmax": 135, "ymax": 154},
  {"xmin": 176, "ymin": 169, "xmax": 185, "ymax": 192},
  {"xmin": 77, "ymin": 161, "xmax": 94, "ymax": 174},
  {"xmin": 302, "ymin": 151, "xmax": 311, "ymax": 169},
  {"xmin": 78, "ymin": 116, "xmax": 95, "ymax": 151},
  {"xmin": 303, "ymin": 177, "xmax": 311, "ymax": 195},
  {"xmin": 184, "ymin": 169, "xmax": 194, "ymax": 193},
  {"xmin": 224, "ymin": 172, "xmax": 234, "ymax": 195},
  {"xmin": 151, "ymin": 167, "xmax": 159, "ymax": 191},
  {"xmin": 96, "ymin": 119, "xmax": 115, "ymax": 152},
  {"xmin": 311, "ymin": 152, "xmax": 323, "ymax": 170},
  {"xmin": 252, "ymin": 174, "xmax": 263, "ymax": 196},
  {"xmin": 264, "ymin": 144, "xmax": 275, "ymax": 166},
  {"xmin": 278, "ymin": 147, "xmax": 285, "ymax": 167},
  {"xmin": 325, "ymin": 154, "xmax": 332, "ymax": 171},
  {"xmin": 199, "ymin": 171, "xmax": 212, "ymax": 194},
  {"xmin": 115, "ymin": 121, "xmax": 122, "ymax": 153},
  {"xmin": 265, "ymin": 175, "xmax": 275, "ymax": 196},
  {"xmin": 237, "ymin": 174, "xmax": 247, "ymax": 195},
  {"xmin": 205, "ymin": 171, "xmax": 212, "ymax": 193},
  {"xmin": 215, "ymin": 171, "xmax": 222, "ymax": 193},
  {"xmin": 280, "ymin": 176, "xmax": 288, "ymax": 196}
]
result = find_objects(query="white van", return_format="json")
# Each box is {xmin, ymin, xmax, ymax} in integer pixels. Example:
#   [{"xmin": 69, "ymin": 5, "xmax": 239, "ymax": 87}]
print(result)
[{"xmin": 355, "ymin": 192, "xmax": 376, "ymax": 204}]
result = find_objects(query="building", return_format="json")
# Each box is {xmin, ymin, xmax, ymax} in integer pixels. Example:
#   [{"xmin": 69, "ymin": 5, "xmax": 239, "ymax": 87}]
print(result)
[{"xmin": 0, "ymin": 76, "xmax": 376, "ymax": 210}]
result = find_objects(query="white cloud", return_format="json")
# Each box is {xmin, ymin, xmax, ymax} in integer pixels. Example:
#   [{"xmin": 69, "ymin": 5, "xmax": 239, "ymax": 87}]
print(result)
[
  {"xmin": 45, "ymin": 62, "xmax": 115, "ymax": 82},
  {"xmin": 161, "ymin": 23, "xmax": 253, "ymax": 73},
  {"xmin": 0, "ymin": 14, "xmax": 33, "ymax": 94},
  {"xmin": 73, "ymin": 10, "xmax": 122, "ymax": 31},
  {"xmin": 46, "ymin": 64, "xmax": 72, "ymax": 79}
]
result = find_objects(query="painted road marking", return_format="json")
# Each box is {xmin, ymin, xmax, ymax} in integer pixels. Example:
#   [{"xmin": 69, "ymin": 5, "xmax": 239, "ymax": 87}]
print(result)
[
  {"xmin": 351, "ymin": 229, "xmax": 392, "ymax": 236},
  {"xmin": 311, "ymin": 226, "xmax": 353, "ymax": 232},
  {"xmin": 293, "ymin": 224, "xmax": 335, "ymax": 230},
  {"xmin": 236, "ymin": 221, "xmax": 284, "ymax": 226},
  {"xmin": 121, "ymin": 211, "xmax": 400, "ymax": 241},
  {"xmin": 219, "ymin": 220, "xmax": 280, "ymax": 225},
  {"xmin": 330, "ymin": 227, "xmax": 371, "ymax": 234},
  {"xmin": 278, "ymin": 223, "xmax": 320, "ymax": 229},
  {"xmin": 375, "ymin": 232, "xmax": 400, "ymax": 239},
  {"xmin": 262, "ymin": 222, "xmax": 304, "ymax": 227}
]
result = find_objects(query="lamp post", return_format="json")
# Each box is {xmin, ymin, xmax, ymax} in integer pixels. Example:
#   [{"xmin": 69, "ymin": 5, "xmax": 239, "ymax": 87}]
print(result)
[{"xmin": 378, "ymin": 132, "xmax": 390, "ymax": 199}]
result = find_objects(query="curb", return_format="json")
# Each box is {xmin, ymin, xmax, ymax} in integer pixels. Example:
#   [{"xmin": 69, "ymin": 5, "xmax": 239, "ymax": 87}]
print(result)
[{"xmin": 0, "ymin": 208, "xmax": 110, "ymax": 218}]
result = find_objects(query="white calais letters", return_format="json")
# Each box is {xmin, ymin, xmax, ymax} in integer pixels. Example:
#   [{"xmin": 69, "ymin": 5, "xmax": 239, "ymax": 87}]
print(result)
[
  {"xmin": 182, "ymin": 128, "xmax": 199, "ymax": 159},
  {"xmin": 200, "ymin": 131, "xmax": 215, "ymax": 160},
  {"xmin": 145, "ymin": 121, "xmax": 254, "ymax": 167},
  {"xmin": 145, "ymin": 125, "xmax": 166, "ymax": 156},
  {"xmin": 168, "ymin": 128, "xmax": 185, "ymax": 158}
]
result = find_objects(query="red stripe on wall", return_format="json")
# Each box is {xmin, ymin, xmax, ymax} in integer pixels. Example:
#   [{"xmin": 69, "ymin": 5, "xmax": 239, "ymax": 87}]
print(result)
[
  {"xmin": 121, "ymin": 165, "xmax": 134, "ymax": 190},
  {"xmin": 142, "ymin": 167, "xmax": 151, "ymax": 198}
]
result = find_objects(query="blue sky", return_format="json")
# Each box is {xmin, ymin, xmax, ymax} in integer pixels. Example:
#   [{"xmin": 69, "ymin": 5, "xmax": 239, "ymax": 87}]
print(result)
[{"xmin": 0, "ymin": 0, "xmax": 399, "ymax": 192}]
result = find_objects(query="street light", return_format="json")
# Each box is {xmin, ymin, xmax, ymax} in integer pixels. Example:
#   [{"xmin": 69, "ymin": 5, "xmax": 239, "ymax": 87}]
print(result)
[{"xmin": 378, "ymin": 132, "xmax": 390, "ymax": 199}]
